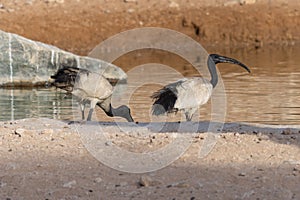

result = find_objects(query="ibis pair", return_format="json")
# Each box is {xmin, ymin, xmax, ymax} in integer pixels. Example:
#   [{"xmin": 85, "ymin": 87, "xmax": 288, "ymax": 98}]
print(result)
[{"xmin": 51, "ymin": 54, "xmax": 250, "ymax": 122}]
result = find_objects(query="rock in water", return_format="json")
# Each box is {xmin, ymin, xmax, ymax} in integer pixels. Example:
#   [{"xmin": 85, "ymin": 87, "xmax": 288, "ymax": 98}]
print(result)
[{"xmin": 0, "ymin": 29, "xmax": 127, "ymax": 87}]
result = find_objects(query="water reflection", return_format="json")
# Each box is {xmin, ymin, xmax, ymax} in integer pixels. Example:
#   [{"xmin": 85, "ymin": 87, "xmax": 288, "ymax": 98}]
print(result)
[
  {"xmin": 211, "ymin": 44, "xmax": 300, "ymax": 124},
  {"xmin": 0, "ymin": 88, "xmax": 76, "ymax": 121},
  {"xmin": 0, "ymin": 45, "xmax": 300, "ymax": 124}
]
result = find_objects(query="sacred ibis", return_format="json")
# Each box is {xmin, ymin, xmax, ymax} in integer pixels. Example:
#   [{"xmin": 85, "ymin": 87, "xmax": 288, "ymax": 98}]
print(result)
[
  {"xmin": 51, "ymin": 67, "xmax": 134, "ymax": 122},
  {"xmin": 151, "ymin": 54, "xmax": 250, "ymax": 121}
]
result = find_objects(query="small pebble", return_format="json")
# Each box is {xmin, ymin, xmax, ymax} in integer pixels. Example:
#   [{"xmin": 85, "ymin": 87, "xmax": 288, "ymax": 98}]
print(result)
[
  {"xmin": 167, "ymin": 181, "xmax": 189, "ymax": 188},
  {"xmin": 94, "ymin": 177, "xmax": 102, "ymax": 183},
  {"xmin": 257, "ymin": 132, "xmax": 262, "ymax": 137},
  {"xmin": 239, "ymin": 0, "xmax": 256, "ymax": 5},
  {"xmin": 238, "ymin": 172, "xmax": 246, "ymax": 176},
  {"xmin": 63, "ymin": 180, "xmax": 76, "ymax": 188},
  {"xmin": 120, "ymin": 182, "xmax": 128, "ymax": 187},
  {"xmin": 105, "ymin": 141, "xmax": 113, "ymax": 146},
  {"xmin": 44, "ymin": 123, "xmax": 51, "ymax": 127},
  {"xmin": 138, "ymin": 175, "xmax": 152, "ymax": 187},
  {"xmin": 40, "ymin": 129, "xmax": 54, "ymax": 135},
  {"xmin": 169, "ymin": 1, "xmax": 179, "ymax": 8},
  {"xmin": 127, "ymin": 8, "xmax": 135, "ymax": 13},
  {"xmin": 45, "ymin": 0, "xmax": 64, "ymax": 3},
  {"xmin": 124, "ymin": 0, "xmax": 137, "ymax": 3},
  {"xmin": 282, "ymin": 128, "xmax": 292, "ymax": 135},
  {"xmin": 0, "ymin": 182, "xmax": 7, "ymax": 188},
  {"xmin": 138, "ymin": 175, "xmax": 160, "ymax": 187}
]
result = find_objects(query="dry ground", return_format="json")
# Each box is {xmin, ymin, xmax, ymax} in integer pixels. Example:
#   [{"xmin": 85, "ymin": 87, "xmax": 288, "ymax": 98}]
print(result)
[{"xmin": 0, "ymin": 118, "xmax": 300, "ymax": 199}]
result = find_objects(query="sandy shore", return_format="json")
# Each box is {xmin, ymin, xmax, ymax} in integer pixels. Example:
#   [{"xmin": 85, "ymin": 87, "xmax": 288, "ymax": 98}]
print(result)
[{"xmin": 0, "ymin": 118, "xmax": 300, "ymax": 199}]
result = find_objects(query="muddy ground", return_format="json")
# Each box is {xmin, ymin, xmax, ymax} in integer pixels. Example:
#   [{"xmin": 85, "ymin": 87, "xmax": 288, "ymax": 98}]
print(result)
[
  {"xmin": 0, "ymin": 0, "xmax": 299, "ymax": 55},
  {"xmin": 0, "ymin": 0, "xmax": 300, "ymax": 199}
]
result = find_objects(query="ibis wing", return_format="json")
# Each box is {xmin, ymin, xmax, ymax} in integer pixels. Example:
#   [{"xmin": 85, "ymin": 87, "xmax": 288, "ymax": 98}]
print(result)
[
  {"xmin": 151, "ymin": 79, "xmax": 187, "ymax": 115},
  {"xmin": 51, "ymin": 67, "xmax": 83, "ymax": 92},
  {"xmin": 73, "ymin": 71, "xmax": 113, "ymax": 101}
]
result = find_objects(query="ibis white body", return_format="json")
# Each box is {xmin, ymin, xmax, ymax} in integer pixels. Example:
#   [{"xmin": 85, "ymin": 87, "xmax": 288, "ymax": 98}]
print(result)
[
  {"xmin": 173, "ymin": 77, "xmax": 212, "ymax": 110},
  {"xmin": 72, "ymin": 71, "xmax": 113, "ymax": 110}
]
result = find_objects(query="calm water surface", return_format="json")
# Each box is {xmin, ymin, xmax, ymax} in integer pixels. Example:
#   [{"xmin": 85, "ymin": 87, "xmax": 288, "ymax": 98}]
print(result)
[{"xmin": 0, "ymin": 45, "xmax": 299, "ymax": 124}]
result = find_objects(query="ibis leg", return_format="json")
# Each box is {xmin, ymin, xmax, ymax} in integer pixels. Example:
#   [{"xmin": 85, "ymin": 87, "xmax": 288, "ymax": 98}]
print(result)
[
  {"xmin": 87, "ymin": 108, "xmax": 94, "ymax": 121},
  {"xmin": 87, "ymin": 100, "xmax": 98, "ymax": 121},
  {"xmin": 80, "ymin": 103, "xmax": 85, "ymax": 120}
]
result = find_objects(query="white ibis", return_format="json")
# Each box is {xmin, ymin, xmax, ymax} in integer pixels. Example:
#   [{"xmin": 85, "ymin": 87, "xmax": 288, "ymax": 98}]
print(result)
[
  {"xmin": 151, "ymin": 54, "xmax": 251, "ymax": 121},
  {"xmin": 51, "ymin": 67, "xmax": 134, "ymax": 122}
]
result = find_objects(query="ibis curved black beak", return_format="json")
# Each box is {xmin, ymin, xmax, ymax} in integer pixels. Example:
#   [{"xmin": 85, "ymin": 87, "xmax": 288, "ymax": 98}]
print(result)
[{"xmin": 209, "ymin": 54, "xmax": 251, "ymax": 73}]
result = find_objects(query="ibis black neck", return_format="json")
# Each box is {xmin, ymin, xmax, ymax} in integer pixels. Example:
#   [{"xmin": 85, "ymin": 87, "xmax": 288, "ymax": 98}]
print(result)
[{"xmin": 207, "ymin": 56, "xmax": 218, "ymax": 88}]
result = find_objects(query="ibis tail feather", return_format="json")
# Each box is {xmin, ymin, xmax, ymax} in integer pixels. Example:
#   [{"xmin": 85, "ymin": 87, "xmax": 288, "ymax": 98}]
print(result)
[{"xmin": 151, "ymin": 88, "xmax": 178, "ymax": 115}]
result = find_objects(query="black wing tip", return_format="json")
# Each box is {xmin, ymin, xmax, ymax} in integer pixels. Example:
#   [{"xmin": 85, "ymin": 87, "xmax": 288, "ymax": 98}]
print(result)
[
  {"xmin": 150, "ymin": 91, "xmax": 162, "ymax": 99},
  {"xmin": 50, "ymin": 66, "xmax": 84, "ymax": 91},
  {"xmin": 151, "ymin": 91, "xmax": 166, "ymax": 116},
  {"xmin": 151, "ymin": 88, "xmax": 178, "ymax": 116}
]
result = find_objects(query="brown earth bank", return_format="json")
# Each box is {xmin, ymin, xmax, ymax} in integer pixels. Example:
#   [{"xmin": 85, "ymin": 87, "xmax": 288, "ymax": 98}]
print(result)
[{"xmin": 0, "ymin": 0, "xmax": 299, "ymax": 56}]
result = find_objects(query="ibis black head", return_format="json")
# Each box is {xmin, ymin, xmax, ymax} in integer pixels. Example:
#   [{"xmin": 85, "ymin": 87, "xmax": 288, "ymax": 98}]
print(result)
[
  {"xmin": 209, "ymin": 54, "xmax": 251, "ymax": 73},
  {"xmin": 112, "ymin": 105, "xmax": 134, "ymax": 122}
]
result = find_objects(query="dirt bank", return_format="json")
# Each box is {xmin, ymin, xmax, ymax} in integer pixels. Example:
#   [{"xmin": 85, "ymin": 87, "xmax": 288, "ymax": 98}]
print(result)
[{"xmin": 0, "ymin": 0, "xmax": 299, "ymax": 56}]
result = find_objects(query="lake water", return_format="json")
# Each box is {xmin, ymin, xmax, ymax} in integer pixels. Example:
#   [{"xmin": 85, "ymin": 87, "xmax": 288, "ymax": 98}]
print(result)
[{"xmin": 0, "ymin": 44, "xmax": 299, "ymax": 125}]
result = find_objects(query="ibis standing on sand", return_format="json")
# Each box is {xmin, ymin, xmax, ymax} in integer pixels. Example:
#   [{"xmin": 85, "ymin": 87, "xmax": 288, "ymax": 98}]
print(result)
[
  {"xmin": 51, "ymin": 67, "xmax": 134, "ymax": 122},
  {"xmin": 151, "ymin": 54, "xmax": 251, "ymax": 121}
]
